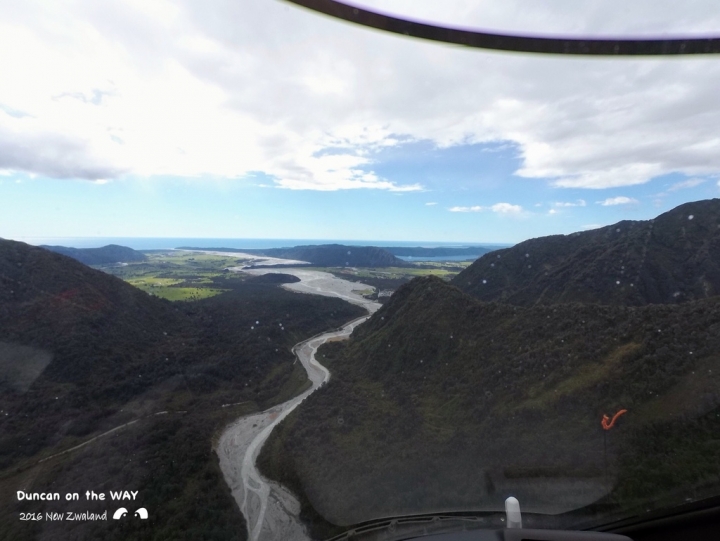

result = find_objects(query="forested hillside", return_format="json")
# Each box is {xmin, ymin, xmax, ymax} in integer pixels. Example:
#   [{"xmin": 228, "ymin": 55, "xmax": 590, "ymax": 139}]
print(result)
[
  {"xmin": 260, "ymin": 207, "xmax": 720, "ymax": 536},
  {"xmin": 40, "ymin": 244, "xmax": 147, "ymax": 265},
  {"xmin": 453, "ymin": 199, "xmax": 720, "ymax": 306},
  {"xmin": 0, "ymin": 239, "xmax": 364, "ymax": 541}
]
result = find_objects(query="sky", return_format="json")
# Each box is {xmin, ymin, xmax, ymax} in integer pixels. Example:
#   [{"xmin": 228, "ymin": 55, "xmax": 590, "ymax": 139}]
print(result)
[{"xmin": 2, "ymin": 0, "xmax": 720, "ymax": 245}]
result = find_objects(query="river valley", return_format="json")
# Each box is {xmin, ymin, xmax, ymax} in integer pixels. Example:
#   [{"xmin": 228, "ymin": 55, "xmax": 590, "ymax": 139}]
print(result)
[{"xmin": 216, "ymin": 267, "xmax": 380, "ymax": 541}]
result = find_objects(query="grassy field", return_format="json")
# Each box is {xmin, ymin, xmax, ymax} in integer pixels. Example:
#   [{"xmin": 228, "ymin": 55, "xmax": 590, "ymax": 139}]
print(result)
[{"xmin": 101, "ymin": 250, "xmax": 251, "ymax": 301}]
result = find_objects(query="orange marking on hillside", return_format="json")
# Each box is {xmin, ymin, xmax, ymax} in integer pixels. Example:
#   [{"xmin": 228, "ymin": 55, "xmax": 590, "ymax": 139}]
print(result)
[{"xmin": 601, "ymin": 409, "xmax": 627, "ymax": 430}]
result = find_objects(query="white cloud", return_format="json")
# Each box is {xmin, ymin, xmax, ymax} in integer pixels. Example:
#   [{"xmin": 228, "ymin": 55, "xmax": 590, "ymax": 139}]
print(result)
[
  {"xmin": 2, "ymin": 1, "xmax": 720, "ymax": 190},
  {"xmin": 667, "ymin": 178, "xmax": 706, "ymax": 191},
  {"xmin": 491, "ymin": 202, "xmax": 523, "ymax": 214},
  {"xmin": 581, "ymin": 224, "xmax": 605, "ymax": 230},
  {"xmin": 548, "ymin": 208, "xmax": 558, "ymax": 215},
  {"xmin": 425, "ymin": 201, "xmax": 438, "ymax": 206},
  {"xmin": 553, "ymin": 199, "xmax": 586, "ymax": 207},
  {"xmin": 597, "ymin": 196, "xmax": 638, "ymax": 206},
  {"xmin": 448, "ymin": 202, "xmax": 523, "ymax": 214}
]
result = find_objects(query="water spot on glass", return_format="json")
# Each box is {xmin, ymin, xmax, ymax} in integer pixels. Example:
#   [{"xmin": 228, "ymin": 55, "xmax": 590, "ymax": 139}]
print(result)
[
  {"xmin": 497, "ymin": 255, "xmax": 501, "ymax": 258},
  {"xmin": 491, "ymin": 263, "xmax": 495, "ymax": 267},
  {"xmin": 482, "ymin": 279, "xmax": 487, "ymax": 284},
  {"xmin": 256, "ymin": 320, "xmax": 259, "ymax": 324},
  {"xmin": 630, "ymin": 283, "xmax": 634, "ymax": 287},
  {"xmin": 616, "ymin": 281, "xmax": 620, "ymax": 285},
  {"xmin": 525, "ymin": 253, "xmax": 529, "ymax": 258},
  {"xmin": 250, "ymin": 326, "xmax": 254, "ymax": 330},
  {"xmin": 616, "ymin": 228, "xmax": 621, "ymax": 232},
  {"xmin": 528, "ymin": 265, "xmax": 532, "ymax": 268},
  {"xmin": 688, "ymin": 215, "xmax": 694, "ymax": 220}
]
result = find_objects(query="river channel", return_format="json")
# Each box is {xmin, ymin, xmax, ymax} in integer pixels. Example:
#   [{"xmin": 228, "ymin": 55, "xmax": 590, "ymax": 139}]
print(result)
[{"xmin": 216, "ymin": 268, "xmax": 380, "ymax": 541}]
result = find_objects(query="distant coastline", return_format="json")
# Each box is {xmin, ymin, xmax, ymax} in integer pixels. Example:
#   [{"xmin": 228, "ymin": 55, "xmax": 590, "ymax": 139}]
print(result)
[{"xmin": 15, "ymin": 237, "xmax": 513, "ymax": 251}]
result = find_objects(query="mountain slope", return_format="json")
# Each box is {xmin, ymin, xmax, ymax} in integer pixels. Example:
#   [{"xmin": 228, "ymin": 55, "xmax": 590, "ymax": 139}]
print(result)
[
  {"xmin": 0, "ymin": 238, "xmax": 364, "ymax": 541},
  {"xmin": 40, "ymin": 243, "xmax": 147, "ymax": 265},
  {"xmin": 452, "ymin": 199, "xmax": 720, "ymax": 306},
  {"xmin": 259, "ymin": 276, "xmax": 720, "ymax": 530}
]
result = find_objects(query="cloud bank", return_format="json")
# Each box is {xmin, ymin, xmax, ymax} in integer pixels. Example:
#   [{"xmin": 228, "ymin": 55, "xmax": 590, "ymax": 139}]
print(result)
[{"xmin": 1, "ymin": 0, "xmax": 720, "ymax": 191}]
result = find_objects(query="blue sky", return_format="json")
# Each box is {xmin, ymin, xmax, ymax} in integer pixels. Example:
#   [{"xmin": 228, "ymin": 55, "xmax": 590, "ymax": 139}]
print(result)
[
  {"xmin": 2, "ymin": 1, "xmax": 720, "ymax": 245},
  {"xmin": 3, "ymin": 139, "xmax": 718, "ymax": 244}
]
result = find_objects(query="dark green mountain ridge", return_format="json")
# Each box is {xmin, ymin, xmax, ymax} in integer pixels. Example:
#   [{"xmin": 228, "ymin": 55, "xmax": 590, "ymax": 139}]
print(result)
[
  {"xmin": 40, "ymin": 243, "xmax": 147, "ymax": 265},
  {"xmin": 452, "ymin": 199, "xmax": 720, "ymax": 306}
]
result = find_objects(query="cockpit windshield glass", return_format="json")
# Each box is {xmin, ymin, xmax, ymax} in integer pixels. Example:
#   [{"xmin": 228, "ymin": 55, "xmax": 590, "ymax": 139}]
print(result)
[
  {"xmin": 2, "ymin": 1, "xmax": 719, "ymax": 540},
  {"xmin": 343, "ymin": 0, "xmax": 720, "ymax": 35}
]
